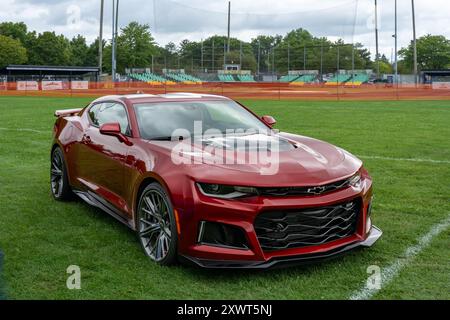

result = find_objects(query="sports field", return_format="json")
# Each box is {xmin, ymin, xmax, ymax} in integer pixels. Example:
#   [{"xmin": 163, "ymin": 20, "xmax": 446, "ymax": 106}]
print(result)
[{"xmin": 0, "ymin": 96, "xmax": 449, "ymax": 300}]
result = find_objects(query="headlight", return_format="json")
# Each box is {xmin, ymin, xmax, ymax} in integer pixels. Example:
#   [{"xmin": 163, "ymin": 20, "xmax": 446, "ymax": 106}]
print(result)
[
  {"xmin": 197, "ymin": 183, "xmax": 259, "ymax": 199},
  {"xmin": 348, "ymin": 171, "xmax": 362, "ymax": 187}
]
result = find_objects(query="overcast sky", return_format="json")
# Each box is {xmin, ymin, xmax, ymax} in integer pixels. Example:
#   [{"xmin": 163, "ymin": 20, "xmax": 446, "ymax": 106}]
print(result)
[{"xmin": 1, "ymin": 0, "xmax": 449, "ymax": 59}]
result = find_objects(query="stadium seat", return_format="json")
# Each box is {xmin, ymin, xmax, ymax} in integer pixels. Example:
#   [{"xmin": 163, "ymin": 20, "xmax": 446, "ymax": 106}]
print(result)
[
  {"xmin": 128, "ymin": 72, "xmax": 175, "ymax": 85},
  {"xmin": 218, "ymin": 74, "xmax": 236, "ymax": 82},
  {"xmin": 164, "ymin": 72, "xmax": 203, "ymax": 84},
  {"xmin": 279, "ymin": 74, "xmax": 300, "ymax": 82},
  {"xmin": 290, "ymin": 74, "xmax": 317, "ymax": 86},
  {"xmin": 344, "ymin": 74, "xmax": 369, "ymax": 86},
  {"xmin": 325, "ymin": 74, "xmax": 351, "ymax": 86},
  {"xmin": 237, "ymin": 74, "xmax": 255, "ymax": 82}
]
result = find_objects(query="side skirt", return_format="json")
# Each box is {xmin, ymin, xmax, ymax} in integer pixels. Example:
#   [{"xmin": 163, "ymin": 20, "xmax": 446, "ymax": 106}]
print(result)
[{"xmin": 73, "ymin": 189, "xmax": 135, "ymax": 230}]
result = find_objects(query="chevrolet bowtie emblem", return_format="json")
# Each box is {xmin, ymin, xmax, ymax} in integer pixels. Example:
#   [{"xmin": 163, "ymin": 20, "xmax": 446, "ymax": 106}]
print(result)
[{"xmin": 307, "ymin": 186, "xmax": 327, "ymax": 194}]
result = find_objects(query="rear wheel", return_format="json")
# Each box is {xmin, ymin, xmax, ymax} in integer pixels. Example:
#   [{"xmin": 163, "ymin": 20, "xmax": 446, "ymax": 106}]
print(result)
[
  {"xmin": 50, "ymin": 147, "xmax": 72, "ymax": 201},
  {"xmin": 137, "ymin": 183, "xmax": 178, "ymax": 265}
]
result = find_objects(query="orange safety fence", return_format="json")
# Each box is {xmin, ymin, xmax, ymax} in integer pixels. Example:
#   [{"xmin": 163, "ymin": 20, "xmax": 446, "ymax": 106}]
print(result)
[{"xmin": 1, "ymin": 82, "xmax": 450, "ymax": 101}]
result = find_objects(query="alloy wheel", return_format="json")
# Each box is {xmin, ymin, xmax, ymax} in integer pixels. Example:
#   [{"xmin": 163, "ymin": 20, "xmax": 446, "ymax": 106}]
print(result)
[
  {"xmin": 51, "ymin": 150, "xmax": 64, "ymax": 197},
  {"xmin": 138, "ymin": 190, "xmax": 172, "ymax": 262}
]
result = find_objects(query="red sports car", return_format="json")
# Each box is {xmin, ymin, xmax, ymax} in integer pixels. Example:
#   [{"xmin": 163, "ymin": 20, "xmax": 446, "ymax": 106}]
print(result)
[{"xmin": 51, "ymin": 93, "xmax": 381, "ymax": 268}]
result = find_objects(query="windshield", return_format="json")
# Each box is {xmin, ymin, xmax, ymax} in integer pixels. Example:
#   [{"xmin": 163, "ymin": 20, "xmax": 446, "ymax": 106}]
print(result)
[{"xmin": 133, "ymin": 100, "xmax": 270, "ymax": 140}]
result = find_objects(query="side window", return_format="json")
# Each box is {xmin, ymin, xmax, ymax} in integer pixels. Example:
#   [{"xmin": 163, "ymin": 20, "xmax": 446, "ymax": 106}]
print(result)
[
  {"xmin": 88, "ymin": 103, "xmax": 101, "ymax": 126},
  {"xmin": 88, "ymin": 103, "xmax": 130, "ymax": 135}
]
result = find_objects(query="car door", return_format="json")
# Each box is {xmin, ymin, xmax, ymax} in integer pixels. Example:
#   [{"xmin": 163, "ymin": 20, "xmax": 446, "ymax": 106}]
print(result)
[{"xmin": 77, "ymin": 101, "xmax": 131, "ymax": 210}]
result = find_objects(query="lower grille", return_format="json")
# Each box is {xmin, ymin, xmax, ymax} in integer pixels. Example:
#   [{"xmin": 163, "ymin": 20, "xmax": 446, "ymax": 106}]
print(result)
[{"xmin": 254, "ymin": 200, "xmax": 360, "ymax": 251}]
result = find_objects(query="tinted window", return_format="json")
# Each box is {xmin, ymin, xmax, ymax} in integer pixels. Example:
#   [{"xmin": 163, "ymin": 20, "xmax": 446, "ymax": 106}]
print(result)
[
  {"xmin": 133, "ymin": 100, "xmax": 269, "ymax": 140},
  {"xmin": 88, "ymin": 103, "xmax": 130, "ymax": 135}
]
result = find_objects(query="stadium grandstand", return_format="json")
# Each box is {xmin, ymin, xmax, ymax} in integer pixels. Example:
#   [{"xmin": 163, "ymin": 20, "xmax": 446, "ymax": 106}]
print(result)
[{"xmin": 0, "ymin": 65, "xmax": 99, "ymax": 82}]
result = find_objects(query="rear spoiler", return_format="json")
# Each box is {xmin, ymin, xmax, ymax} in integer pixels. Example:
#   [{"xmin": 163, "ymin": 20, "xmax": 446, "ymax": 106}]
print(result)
[{"xmin": 54, "ymin": 108, "xmax": 83, "ymax": 118}]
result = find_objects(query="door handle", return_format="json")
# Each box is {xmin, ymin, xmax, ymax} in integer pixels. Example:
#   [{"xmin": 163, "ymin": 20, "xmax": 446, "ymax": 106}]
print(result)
[{"xmin": 82, "ymin": 134, "xmax": 92, "ymax": 144}]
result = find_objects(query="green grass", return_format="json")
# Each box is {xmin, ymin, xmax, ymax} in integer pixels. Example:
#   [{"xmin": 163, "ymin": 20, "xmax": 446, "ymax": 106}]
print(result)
[{"xmin": 0, "ymin": 96, "xmax": 449, "ymax": 300}]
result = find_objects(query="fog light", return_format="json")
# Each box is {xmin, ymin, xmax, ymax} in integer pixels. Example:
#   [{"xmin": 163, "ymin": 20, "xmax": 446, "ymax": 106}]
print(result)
[{"xmin": 197, "ymin": 221, "xmax": 248, "ymax": 249}]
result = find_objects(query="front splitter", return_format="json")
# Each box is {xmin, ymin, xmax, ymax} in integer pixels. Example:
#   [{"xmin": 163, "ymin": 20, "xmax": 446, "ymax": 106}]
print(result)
[{"xmin": 180, "ymin": 226, "xmax": 383, "ymax": 269}]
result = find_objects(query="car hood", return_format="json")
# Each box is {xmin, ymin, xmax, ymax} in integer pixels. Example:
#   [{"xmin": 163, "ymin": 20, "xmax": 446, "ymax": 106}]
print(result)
[{"xmin": 148, "ymin": 132, "xmax": 362, "ymax": 187}]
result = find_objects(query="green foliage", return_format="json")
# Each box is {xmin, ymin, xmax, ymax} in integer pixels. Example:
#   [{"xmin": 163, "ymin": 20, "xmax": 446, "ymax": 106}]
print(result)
[
  {"xmin": 26, "ymin": 31, "xmax": 72, "ymax": 65},
  {"xmin": 399, "ymin": 34, "xmax": 450, "ymax": 71},
  {"xmin": 69, "ymin": 35, "xmax": 89, "ymax": 66},
  {"xmin": 116, "ymin": 22, "xmax": 158, "ymax": 72},
  {"xmin": 0, "ymin": 35, "xmax": 27, "ymax": 68},
  {"xmin": 0, "ymin": 22, "xmax": 28, "ymax": 44}
]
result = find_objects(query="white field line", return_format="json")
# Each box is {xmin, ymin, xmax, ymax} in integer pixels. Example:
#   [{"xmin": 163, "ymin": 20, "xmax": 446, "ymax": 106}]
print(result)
[
  {"xmin": 349, "ymin": 215, "xmax": 450, "ymax": 300},
  {"xmin": 0, "ymin": 127, "xmax": 47, "ymax": 134},
  {"xmin": 357, "ymin": 155, "xmax": 450, "ymax": 165}
]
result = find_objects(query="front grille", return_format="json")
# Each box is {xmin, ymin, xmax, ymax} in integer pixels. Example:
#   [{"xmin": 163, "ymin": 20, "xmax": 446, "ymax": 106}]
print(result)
[
  {"xmin": 254, "ymin": 200, "xmax": 360, "ymax": 251},
  {"xmin": 257, "ymin": 177, "xmax": 351, "ymax": 197}
]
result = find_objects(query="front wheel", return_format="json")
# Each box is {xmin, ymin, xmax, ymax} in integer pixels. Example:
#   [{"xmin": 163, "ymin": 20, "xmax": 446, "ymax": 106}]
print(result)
[
  {"xmin": 50, "ymin": 147, "xmax": 72, "ymax": 201},
  {"xmin": 137, "ymin": 183, "xmax": 178, "ymax": 265}
]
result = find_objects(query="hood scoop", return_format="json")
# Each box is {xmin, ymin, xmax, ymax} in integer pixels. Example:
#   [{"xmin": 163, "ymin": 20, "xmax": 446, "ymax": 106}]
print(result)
[{"xmin": 200, "ymin": 134, "xmax": 296, "ymax": 152}]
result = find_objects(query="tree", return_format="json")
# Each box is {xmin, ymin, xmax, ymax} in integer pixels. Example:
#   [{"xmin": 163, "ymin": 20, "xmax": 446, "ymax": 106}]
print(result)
[
  {"xmin": 0, "ymin": 35, "xmax": 28, "ymax": 67},
  {"xmin": 251, "ymin": 35, "xmax": 282, "ymax": 73},
  {"xmin": 115, "ymin": 22, "xmax": 158, "ymax": 72},
  {"xmin": 399, "ymin": 34, "xmax": 450, "ymax": 71},
  {"xmin": 27, "ymin": 31, "xmax": 71, "ymax": 65},
  {"xmin": 0, "ymin": 22, "xmax": 28, "ymax": 44},
  {"xmin": 377, "ymin": 54, "xmax": 393, "ymax": 74},
  {"xmin": 69, "ymin": 35, "xmax": 89, "ymax": 66}
]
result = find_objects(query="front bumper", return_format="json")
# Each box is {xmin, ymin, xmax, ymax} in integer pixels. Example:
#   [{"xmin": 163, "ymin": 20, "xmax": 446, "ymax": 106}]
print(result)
[
  {"xmin": 181, "ymin": 226, "xmax": 382, "ymax": 269},
  {"xmin": 176, "ymin": 173, "xmax": 379, "ymax": 268}
]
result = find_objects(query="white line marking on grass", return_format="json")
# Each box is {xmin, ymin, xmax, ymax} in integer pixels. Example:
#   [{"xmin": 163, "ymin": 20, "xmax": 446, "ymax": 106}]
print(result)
[
  {"xmin": 349, "ymin": 215, "xmax": 450, "ymax": 300},
  {"xmin": 0, "ymin": 127, "xmax": 46, "ymax": 134},
  {"xmin": 357, "ymin": 155, "xmax": 450, "ymax": 165}
]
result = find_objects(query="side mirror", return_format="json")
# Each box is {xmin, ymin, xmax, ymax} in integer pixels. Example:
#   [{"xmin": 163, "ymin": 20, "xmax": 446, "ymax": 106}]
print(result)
[
  {"xmin": 261, "ymin": 115, "xmax": 277, "ymax": 127},
  {"xmin": 99, "ymin": 123, "xmax": 133, "ymax": 146}
]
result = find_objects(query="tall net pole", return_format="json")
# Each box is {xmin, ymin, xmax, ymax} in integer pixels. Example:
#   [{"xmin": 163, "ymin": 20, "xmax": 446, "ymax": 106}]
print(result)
[
  {"xmin": 98, "ymin": 0, "xmax": 104, "ymax": 77},
  {"xmin": 394, "ymin": 0, "xmax": 398, "ymax": 85},
  {"xmin": 412, "ymin": 0, "xmax": 418, "ymax": 85},
  {"xmin": 111, "ymin": 0, "xmax": 116, "ymax": 82},
  {"xmin": 227, "ymin": 1, "xmax": 231, "ymax": 53},
  {"xmin": 375, "ymin": 0, "xmax": 380, "ymax": 79},
  {"xmin": 257, "ymin": 41, "xmax": 260, "ymax": 76},
  {"xmin": 212, "ymin": 38, "xmax": 215, "ymax": 72}
]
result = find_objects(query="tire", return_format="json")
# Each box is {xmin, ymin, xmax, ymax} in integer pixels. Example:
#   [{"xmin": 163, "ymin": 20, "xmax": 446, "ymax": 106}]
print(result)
[
  {"xmin": 136, "ymin": 183, "xmax": 178, "ymax": 266},
  {"xmin": 50, "ymin": 146, "xmax": 72, "ymax": 201}
]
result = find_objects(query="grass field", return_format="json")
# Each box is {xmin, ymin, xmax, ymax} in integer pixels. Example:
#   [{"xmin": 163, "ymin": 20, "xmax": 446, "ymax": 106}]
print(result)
[{"xmin": 0, "ymin": 96, "xmax": 449, "ymax": 300}]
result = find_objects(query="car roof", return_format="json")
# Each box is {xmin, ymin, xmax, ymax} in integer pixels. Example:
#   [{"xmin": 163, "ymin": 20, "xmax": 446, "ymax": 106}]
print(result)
[{"xmin": 92, "ymin": 92, "xmax": 231, "ymax": 105}]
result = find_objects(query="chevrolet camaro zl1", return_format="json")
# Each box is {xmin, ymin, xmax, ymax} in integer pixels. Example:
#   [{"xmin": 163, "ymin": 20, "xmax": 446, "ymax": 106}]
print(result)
[{"xmin": 50, "ymin": 93, "xmax": 381, "ymax": 268}]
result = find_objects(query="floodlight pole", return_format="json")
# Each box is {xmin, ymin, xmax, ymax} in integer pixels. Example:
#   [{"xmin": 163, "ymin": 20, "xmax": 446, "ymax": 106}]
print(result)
[
  {"xmin": 111, "ymin": 0, "xmax": 115, "ymax": 82},
  {"xmin": 239, "ymin": 41, "xmax": 242, "ymax": 66},
  {"xmin": 287, "ymin": 42, "xmax": 290, "ymax": 72},
  {"xmin": 111, "ymin": 0, "xmax": 119, "ymax": 82},
  {"xmin": 99, "ymin": 0, "xmax": 104, "ymax": 77},
  {"xmin": 411, "ymin": 0, "xmax": 418, "ymax": 85},
  {"xmin": 375, "ymin": 0, "xmax": 380, "ymax": 79},
  {"xmin": 394, "ymin": 0, "xmax": 398, "ymax": 85},
  {"xmin": 257, "ymin": 41, "xmax": 260, "ymax": 76},
  {"xmin": 227, "ymin": 1, "xmax": 231, "ymax": 53},
  {"xmin": 201, "ymin": 39, "xmax": 204, "ymax": 70},
  {"xmin": 320, "ymin": 41, "xmax": 324, "ymax": 82},
  {"xmin": 223, "ymin": 43, "xmax": 226, "ymax": 66},
  {"xmin": 212, "ymin": 38, "xmax": 215, "ymax": 71},
  {"xmin": 272, "ymin": 47, "xmax": 275, "ymax": 77}
]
